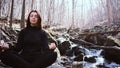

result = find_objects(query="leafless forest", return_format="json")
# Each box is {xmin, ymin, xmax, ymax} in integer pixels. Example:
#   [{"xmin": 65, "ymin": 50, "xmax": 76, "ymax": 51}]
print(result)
[{"xmin": 0, "ymin": 0, "xmax": 120, "ymax": 30}]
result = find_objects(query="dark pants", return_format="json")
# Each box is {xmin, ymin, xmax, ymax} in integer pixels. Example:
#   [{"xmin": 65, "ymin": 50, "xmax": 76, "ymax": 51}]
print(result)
[{"xmin": 0, "ymin": 50, "xmax": 57, "ymax": 68}]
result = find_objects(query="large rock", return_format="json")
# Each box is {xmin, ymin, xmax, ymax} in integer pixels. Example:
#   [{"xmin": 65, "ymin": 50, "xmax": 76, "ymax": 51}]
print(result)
[
  {"xmin": 101, "ymin": 47, "xmax": 120, "ymax": 64},
  {"xmin": 74, "ymin": 53, "xmax": 84, "ymax": 61},
  {"xmin": 72, "ymin": 46, "xmax": 84, "ymax": 56},
  {"xmin": 84, "ymin": 56, "xmax": 96, "ymax": 63},
  {"xmin": 58, "ymin": 41, "xmax": 71, "ymax": 56},
  {"xmin": 72, "ymin": 46, "xmax": 85, "ymax": 61}
]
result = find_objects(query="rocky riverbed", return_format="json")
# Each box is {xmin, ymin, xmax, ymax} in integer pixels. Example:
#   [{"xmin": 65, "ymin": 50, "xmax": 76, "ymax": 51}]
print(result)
[{"xmin": 0, "ymin": 21, "xmax": 120, "ymax": 68}]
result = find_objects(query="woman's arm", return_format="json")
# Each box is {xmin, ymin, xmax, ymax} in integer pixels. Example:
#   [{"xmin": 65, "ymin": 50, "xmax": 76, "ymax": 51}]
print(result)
[
  {"xmin": 41, "ymin": 30, "xmax": 56, "ymax": 51},
  {"xmin": 0, "ymin": 29, "xmax": 25, "ymax": 53},
  {"xmin": 12, "ymin": 29, "xmax": 25, "ymax": 52}
]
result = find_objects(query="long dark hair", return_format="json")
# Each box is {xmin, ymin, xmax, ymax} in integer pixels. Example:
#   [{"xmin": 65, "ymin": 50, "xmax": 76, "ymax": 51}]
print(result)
[{"xmin": 26, "ymin": 10, "xmax": 42, "ymax": 29}]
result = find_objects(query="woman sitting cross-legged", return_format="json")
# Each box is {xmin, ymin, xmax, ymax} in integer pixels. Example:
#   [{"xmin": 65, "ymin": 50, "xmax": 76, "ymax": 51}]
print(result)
[{"xmin": 0, "ymin": 10, "xmax": 57, "ymax": 68}]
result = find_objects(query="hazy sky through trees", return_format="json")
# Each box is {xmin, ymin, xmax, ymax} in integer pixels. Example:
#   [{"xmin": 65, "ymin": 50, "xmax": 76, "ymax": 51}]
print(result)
[{"xmin": 0, "ymin": 0, "xmax": 119, "ymax": 30}]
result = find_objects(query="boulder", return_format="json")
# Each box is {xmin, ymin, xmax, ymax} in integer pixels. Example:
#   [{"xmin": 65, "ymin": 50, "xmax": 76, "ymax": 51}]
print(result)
[
  {"xmin": 74, "ymin": 53, "xmax": 84, "ymax": 61},
  {"xmin": 72, "ymin": 46, "xmax": 84, "ymax": 61},
  {"xmin": 84, "ymin": 56, "xmax": 96, "ymax": 63},
  {"xmin": 101, "ymin": 47, "xmax": 120, "ymax": 64},
  {"xmin": 58, "ymin": 41, "xmax": 71, "ymax": 56}
]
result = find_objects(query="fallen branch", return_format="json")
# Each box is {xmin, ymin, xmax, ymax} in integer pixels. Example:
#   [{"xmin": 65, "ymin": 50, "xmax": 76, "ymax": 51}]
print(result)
[
  {"xmin": 79, "ymin": 30, "xmax": 120, "ymax": 36},
  {"xmin": 70, "ymin": 38, "xmax": 98, "ymax": 47},
  {"xmin": 107, "ymin": 36, "xmax": 120, "ymax": 47}
]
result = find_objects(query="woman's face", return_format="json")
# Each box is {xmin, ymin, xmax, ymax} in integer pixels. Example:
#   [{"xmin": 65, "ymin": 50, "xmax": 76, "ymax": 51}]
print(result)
[{"xmin": 29, "ymin": 12, "xmax": 38, "ymax": 26}]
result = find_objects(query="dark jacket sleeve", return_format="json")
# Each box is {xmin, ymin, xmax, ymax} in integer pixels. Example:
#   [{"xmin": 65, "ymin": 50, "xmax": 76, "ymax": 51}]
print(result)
[
  {"xmin": 10, "ymin": 29, "xmax": 25, "ymax": 53},
  {"xmin": 41, "ymin": 30, "xmax": 54, "ymax": 52}
]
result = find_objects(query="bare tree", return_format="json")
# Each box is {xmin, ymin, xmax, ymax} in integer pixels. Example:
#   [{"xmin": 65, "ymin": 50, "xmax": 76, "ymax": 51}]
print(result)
[
  {"xmin": 31, "ymin": 0, "xmax": 34, "ymax": 10},
  {"xmin": 20, "ymin": 0, "xmax": 25, "ymax": 28},
  {"xmin": 67, "ymin": 0, "xmax": 75, "ymax": 33},
  {"xmin": 1, "ymin": 0, "xmax": 120, "ymax": 30},
  {"xmin": 0, "ymin": 0, "xmax": 2, "ymax": 17},
  {"xmin": 46, "ymin": 0, "xmax": 54, "ymax": 28},
  {"xmin": 106, "ymin": 0, "xmax": 113, "ymax": 24},
  {"xmin": 9, "ymin": 0, "xmax": 14, "ymax": 29}
]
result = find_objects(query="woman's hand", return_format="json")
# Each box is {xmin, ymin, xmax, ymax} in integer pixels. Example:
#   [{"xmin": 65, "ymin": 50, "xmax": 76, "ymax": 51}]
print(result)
[
  {"xmin": 49, "ymin": 43, "xmax": 56, "ymax": 50},
  {"xmin": 0, "ymin": 40, "xmax": 9, "ymax": 50}
]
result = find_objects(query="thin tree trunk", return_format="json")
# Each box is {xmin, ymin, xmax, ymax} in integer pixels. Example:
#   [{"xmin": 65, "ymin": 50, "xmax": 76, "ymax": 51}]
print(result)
[
  {"xmin": 21, "ymin": 0, "xmax": 25, "ymax": 28},
  {"xmin": 106, "ymin": 0, "xmax": 113, "ymax": 24},
  {"xmin": 72, "ymin": 0, "xmax": 75, "ymax": 29},
  {"xmin": 89, "ymin": 0, "xmax": 94, "ymax": 27},
  {"xmin": 31, "ymin": 0, "xmax": 34, "ymax": 10},
  {"xmin": 47, "ymin": 0, "xmax": 53, "ymax": 28},
  {"xmin": 9, "ymin": 0, "xmax": 14, "ymax": 29},
  {"xmin": 67, "ymin": 0, "xmax": 75, "ymax": 33},
  {"xmin": 7, "ymin": 2, "xmax": 11, "ymax": 25},
  {"xmin": 0, "ymin": 0, "xmax": 2, "ymax": 17}
]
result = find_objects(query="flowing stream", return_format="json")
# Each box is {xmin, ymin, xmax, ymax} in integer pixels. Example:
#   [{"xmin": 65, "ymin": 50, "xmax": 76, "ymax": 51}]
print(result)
[
  {"xmin": 70, "ymin": 44, "xmax": 120, "ymax": 68},
  {"xmin": 49, "ymin": 35, "xmax": 120, "ymax": 68}
]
